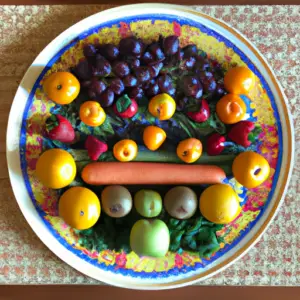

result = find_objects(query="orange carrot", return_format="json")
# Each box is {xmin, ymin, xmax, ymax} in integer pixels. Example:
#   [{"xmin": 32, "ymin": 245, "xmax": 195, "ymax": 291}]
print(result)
[{"xmin": 81, "ymin": 162, "xmax": 226, "ymax": 185}]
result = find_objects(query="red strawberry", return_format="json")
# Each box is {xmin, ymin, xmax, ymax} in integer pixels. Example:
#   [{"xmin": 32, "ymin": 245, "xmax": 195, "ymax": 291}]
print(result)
[
  {"xmin": 228, "ymin": 121, "xmax": 256, "ymax": 148},
  {"xmin": 45, "ymin": 114, "xmax": 75, "ymax": 143},
  {"xmin": 85, "ymin": 135, "xmax": 108, "ymax": 161},
  {"xmin": 207, "ymin": 133, "xmax": 226, "ymax": 156}
]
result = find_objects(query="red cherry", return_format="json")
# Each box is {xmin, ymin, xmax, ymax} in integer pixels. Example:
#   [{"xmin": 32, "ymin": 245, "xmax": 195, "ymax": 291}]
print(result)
[
  {"xmin": 207, "ymin": 133, "xmax": 226, "ymax": 156},
  {"xmin": 113, "ymin": 98, "xmax": 138, "ymax": 118},
  {"xmin": 187, "ymin": 99, "xmax": 210, "ymax": 123}
]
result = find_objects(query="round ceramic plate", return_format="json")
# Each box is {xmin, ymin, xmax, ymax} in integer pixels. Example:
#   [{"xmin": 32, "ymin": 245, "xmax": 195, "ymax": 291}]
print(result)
[{"xmin": 7, "ymin": 4, "xmax": 294, "ymax": 289}]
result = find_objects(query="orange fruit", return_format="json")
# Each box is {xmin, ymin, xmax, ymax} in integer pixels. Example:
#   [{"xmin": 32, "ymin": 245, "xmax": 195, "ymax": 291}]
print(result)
[
  {"xmin": 224, "ymin": 66, "xmax": 255, "ymax": 95},
  {"xmin": 143, "ymin": 126, "xmax": 167, "ymax": 151},
  {"xmin": 216, "ymin": 94, "xmax": 247, "ymax": 124},
  {"xmin": 148, "ymin": 93, "xmax": 176, "ymax": 121},
  {"xmin": 176, "ymin": 138, "xmax": 203, "ymax": 163},
  {"xmin": 35, "ymin": 149, "xmax": 76, "ymax": 189},
  {"xmin": 200, "ymin": 184, "xmax": 241, "ymax": 224},
  {"xmin": 232, "ymin": 151, "xmax": 270, "ymax": 189},
  {"xmin": 43, "ymin": 72, "xmax": 80, "ymax": 105},
  {"xmin": 79, "ymin": 101, "xmax": 106, "ymax": 127},
  {"xmin": 113, "ymin": 139, "xmax": 138, "ymax": 162},
  {"xmin": 59, "ymin": 187, "xmax": 100, "ymax": 230}
]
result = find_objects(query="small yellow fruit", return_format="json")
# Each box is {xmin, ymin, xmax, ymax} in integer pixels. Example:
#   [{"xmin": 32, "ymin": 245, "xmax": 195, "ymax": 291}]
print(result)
[
  {"xmin": 35, "ymin": 149, "xmax": 76, "ymax": 189},
  {"xmin": 79, "ymin": 101, "xmax": 106, "ymax": 127},
  {"xmin": 199, "ymin": 184, "xmax": 241, "ymax": 224},
  {"xmin": 148, "ymin": 93, "xmax": 176, "ymax": 121},
  {"xmin": 143, "ymin": 126, "xmax": 166, "ymax": 151},
  {"xmin": 59, "ymin": 187, "xmax": 101, "ymax": 230},
  {"xmin": 232, "ymin": 151, "xmax": 270, "ymax": 189}
]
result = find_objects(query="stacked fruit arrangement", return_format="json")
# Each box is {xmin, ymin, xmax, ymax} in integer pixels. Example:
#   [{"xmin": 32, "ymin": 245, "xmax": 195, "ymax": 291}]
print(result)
[{"xmin": 35, "ymin": 35, "xmax": 270, "ymax": 258}]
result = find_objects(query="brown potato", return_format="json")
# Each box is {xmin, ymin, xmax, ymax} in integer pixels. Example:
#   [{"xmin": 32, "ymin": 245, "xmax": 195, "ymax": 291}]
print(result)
[
  {"xmin": 164, "ymin": 186, "xmax": 197, "ymax": 219},
  {"xmin": 101, "ymin": 185, "xmax": 132, "ymax": 218}
]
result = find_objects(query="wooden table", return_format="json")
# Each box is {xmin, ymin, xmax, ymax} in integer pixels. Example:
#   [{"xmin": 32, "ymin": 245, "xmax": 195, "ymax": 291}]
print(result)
[
  {"xmin": 0, "ymin": 0, "xmax": 300, "ymax": 4},
  {"xmin": 0, "ymin": 3, "xmax": 299, "ymax": 298},
  {"xmin": 1, "ymin": 286, "xmax": 300, "ymax": 300}
]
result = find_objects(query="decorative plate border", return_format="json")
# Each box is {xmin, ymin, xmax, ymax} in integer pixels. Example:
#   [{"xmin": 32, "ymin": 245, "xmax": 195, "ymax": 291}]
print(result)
[{"xmin": 7, "ymin": 4, "xmax": 293, "ymax": 289}]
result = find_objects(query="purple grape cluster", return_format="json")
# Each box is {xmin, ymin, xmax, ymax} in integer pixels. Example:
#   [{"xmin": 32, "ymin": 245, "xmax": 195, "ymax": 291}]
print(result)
[{"xmin": 72, "ymin": 35, "xmax": 225, "ymax": 109}]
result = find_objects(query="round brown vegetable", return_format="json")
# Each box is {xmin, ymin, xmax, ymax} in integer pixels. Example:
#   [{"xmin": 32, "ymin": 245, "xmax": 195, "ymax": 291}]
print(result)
[
  {"xmin": 101, "ymin": 185, "xmax": 132, "ymax": 218},
  {"xmin": 164, "ymin": 186, "xmax": 197, "ymax": 219}
]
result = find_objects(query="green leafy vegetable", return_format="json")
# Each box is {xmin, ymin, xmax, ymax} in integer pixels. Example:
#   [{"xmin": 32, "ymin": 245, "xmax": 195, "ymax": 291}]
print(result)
[
  {"xmin": 172, "ymin": 113, "xmax": 214, "ymax": 137},
  {"xmin": 198, "ymin": 243, "xmax": 220, "ymax": 258},
  {"xmin": 77, "ymin": 208, "xmax": 142, "ymax": 253},
  {"xmin": 116, "ymin": 94, "xmax": 132, "ymax": 113},
  {"xmin": 222, "ymin": 142, "xmax": 257, "ymax": 155},
  {"xmin": 185, "ymin": 218, "xmax": 203, "ymax": 236},
  {"xmin": 166, "ymin": 216, "xmax": 224, "ymax": 258},
  {"xmin": 77, "ymin": 211, "xmax": 224, "ymax": 258},
  {"xmin": 169, "ymin": 218, "xmax": 180, "ymax": 228},
  {"xmin": 197, "ymin": 226, "xmax": 212, "ymax": 240},
  {"xmin": 51, "ymin": 101, "xmax": 79, "ymax": 127},
  {"xmin": 77, "ymin": 122, "xmax": 93, "ymax": 135},
  {"xmin": 169, "ymin": 230, "xmax": 185, "ymax": 252},
  {"xmin": 161, "ymin": 65, "xmax": 179, "ymax": 74},
  {"xmin": 208, "ymin": 113, "xmax": 226, "ymax": 135},
  {"xmin": 143, "ymin": 111, "xmax": 158, "ymax": 125},
  {"xmin": 93, "ymin": 116, "xmax": 115, "ymax": 140}
]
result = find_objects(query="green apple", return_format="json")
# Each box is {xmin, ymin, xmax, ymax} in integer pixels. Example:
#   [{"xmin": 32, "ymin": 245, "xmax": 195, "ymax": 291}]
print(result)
[
  {"xmin": 130, "ymin": 219, "xmax": 170, "ymax": 257},
  {"xmin": 134, "ymin": 189, "xmax": 162, "ymax": 218}
]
